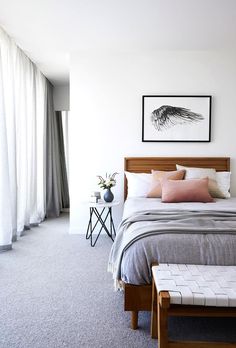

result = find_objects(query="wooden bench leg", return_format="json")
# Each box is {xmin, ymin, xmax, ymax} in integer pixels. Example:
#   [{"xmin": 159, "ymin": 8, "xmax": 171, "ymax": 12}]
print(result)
[
  {"xmin": 158, "ymin": 292, "xmax": 170, "ymax": 348},
  {"xmin": 151, "ymin": 278, "xmax": 158, "ymax": 338},
  {"xmin": 131, "ymin": 311, "xmax": 138, "ymax": 329}
]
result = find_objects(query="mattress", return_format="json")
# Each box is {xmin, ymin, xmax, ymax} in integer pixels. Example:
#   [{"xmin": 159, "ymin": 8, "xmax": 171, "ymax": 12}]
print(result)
[{"xmin": 119, "ymin": 197, "xmax": 236, "ymax": 285}]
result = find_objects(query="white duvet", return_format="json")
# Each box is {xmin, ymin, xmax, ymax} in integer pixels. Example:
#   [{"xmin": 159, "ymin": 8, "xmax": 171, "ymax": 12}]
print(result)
[{"xmin": 123, "ymin": 197, "xmax": 236, "ymax": 219}]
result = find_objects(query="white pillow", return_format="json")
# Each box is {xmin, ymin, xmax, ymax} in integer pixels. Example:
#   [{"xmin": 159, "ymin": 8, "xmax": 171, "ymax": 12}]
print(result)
[
  {"xmin": 176, "ymin": 164, "xmax": 231, "ymax": 198},
  {"xmin": 216, "ymin": 172, "xmax": 231, "ymax": 198},
  {"xmin": 176, "ymin": 164, "xmax": 216, "ymax": 180},
  {"xmin": 125, "ymin": 171, "xmax": 152, "ymax": 198}
]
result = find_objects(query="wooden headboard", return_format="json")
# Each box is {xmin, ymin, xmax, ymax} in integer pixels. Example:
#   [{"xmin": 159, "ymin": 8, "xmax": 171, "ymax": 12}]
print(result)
[{"xmin": 124, "ymin": 157, "xmax": 230, "ymax": 199}]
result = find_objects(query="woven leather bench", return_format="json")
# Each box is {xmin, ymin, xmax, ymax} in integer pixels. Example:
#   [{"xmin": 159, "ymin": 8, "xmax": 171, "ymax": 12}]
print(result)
[{"xmin": 151, "ymin": 264, "xmax": 236, "ymax": 348}]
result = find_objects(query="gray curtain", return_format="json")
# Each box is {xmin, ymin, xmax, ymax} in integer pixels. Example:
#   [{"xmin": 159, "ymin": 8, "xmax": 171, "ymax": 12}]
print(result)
[
  {"xmin": 55, "ymin": 111, "xmax": 70, "ymax": 209},
  {"xmin": 46, "ymin": 81, "xmax": 69, "ymax": 217}
]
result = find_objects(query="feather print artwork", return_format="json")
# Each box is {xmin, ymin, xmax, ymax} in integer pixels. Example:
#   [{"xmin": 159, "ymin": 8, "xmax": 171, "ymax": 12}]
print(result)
[{"xmin": 151, "ymin": 105, "xmax": 204, "ymax": 131}]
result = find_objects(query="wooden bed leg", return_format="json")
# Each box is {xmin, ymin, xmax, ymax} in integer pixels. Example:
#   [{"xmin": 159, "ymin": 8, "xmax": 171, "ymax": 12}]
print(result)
[
  {"xmin": 131, "ymin": 311, "xmax": 138, "ymax": 329},
  {"xmin": 158, "ymin": 292, "xmax": 170, "ymax": 348},
  {"xmin": 151, "ymin": 278, "xmax": 158, "ymax": 338}
]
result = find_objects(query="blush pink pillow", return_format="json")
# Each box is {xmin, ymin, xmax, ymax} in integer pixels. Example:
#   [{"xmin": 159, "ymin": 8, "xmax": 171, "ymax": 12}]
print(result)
[
  {"xmin": 147, "ymin": 170, "xmax": 185, "ymax": 198},
  {"xmin": 161, "ymin": 178, "xmax": 215, "ymax": 203}
]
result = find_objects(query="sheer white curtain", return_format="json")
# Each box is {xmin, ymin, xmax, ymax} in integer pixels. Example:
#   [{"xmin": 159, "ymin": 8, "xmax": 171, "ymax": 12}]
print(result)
[{"xmin": 0, "ymin": 27, "xmax": 46, "ymax": 250}]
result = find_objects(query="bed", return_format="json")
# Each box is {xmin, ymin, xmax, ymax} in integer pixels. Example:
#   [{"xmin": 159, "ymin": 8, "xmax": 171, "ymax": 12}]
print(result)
[{"xmin": 108, "ymin": 157, "xmax": 236, "ymax": 329}]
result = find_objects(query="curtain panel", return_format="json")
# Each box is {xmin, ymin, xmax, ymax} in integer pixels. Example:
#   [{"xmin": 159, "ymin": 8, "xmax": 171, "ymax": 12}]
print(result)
[
  {"xmin": 0, "ymin": 27, "xmax": 47, "ymax": 250},
  {"xmin": 55, "ymin": 111, "xmax": 69, "ymax": 209},
  {"xmin": 46, "ymin": 100, "xmax": 70, "ymax": 216}
]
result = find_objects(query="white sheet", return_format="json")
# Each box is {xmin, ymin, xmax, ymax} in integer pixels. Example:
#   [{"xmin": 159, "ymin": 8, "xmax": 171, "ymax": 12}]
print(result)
[{"xmin": 123, "ymin": 197, "xmax": 236, "ymax": 220}]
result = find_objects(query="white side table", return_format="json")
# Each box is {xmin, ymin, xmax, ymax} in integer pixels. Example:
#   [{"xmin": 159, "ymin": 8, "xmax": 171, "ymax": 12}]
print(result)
[{"xmin": 85, "ymin": 201, "xmax": 119, "ymax": 247}]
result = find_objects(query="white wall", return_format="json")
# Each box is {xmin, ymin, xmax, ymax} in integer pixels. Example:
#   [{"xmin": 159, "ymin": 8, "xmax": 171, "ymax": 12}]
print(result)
[
  {"xmin": 53, "ymin": 84, "xmax": 70, "ymax": 111},
  {"xmin": 69, "ymin": 50, "xmax": 236, "ymax": 233}
]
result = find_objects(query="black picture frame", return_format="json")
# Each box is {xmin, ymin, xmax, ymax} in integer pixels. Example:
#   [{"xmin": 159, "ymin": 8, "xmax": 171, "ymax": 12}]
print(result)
[{"xmin": 142, "ymin": 95, "xmax": 212, "ymax": 142}]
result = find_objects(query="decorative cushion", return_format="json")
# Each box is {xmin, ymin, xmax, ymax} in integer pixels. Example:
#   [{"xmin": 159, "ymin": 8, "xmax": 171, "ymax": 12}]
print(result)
[
  {"xmin": 125, "ymin": 171, "xmax": 152, "ymax": 198},
  {"xmin": 147, "ymin": 170, "xmax": 185, "ymax": 198},
  {"xmin": 176, "ymin": 164, "xmax": 229, "ymax": 199},
  {"xmin": 161, "ymin": 177, "xmax": 215, "ymax": 203}
]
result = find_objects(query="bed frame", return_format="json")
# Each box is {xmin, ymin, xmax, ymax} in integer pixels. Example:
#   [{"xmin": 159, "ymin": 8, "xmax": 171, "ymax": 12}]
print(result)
[{"xmin": 123, "ymin": 157, "xmax": 230, "ymax": 329}]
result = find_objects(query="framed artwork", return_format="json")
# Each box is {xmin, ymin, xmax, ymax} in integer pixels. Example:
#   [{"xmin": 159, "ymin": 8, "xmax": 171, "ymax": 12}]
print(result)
[{"xmin": 142, "ymin": 95, "xmax": 212, "ymax": 142}]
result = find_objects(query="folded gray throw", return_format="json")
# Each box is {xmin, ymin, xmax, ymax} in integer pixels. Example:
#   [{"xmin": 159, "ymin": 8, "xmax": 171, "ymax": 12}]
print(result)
[{"xmin": 108, "ymin": 210, "xmax": 236, "ymax": 289}]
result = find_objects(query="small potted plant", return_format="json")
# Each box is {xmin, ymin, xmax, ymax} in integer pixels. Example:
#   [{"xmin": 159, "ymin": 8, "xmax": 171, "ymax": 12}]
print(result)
[{"xmin": 97, "ymin": 172, "xmax": 118, "ymax": 202}]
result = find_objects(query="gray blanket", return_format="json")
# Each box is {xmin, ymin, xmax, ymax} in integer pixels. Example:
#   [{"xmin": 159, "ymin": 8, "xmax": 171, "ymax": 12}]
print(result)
[{"xmin": 108, "ymin": 210, "xmax": 236, "ymax": 289}]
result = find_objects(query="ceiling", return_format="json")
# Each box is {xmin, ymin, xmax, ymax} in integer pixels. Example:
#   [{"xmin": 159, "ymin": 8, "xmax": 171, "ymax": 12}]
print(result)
[{"xmin": 0, "ymin": 0, "xmax": 236, "ymax": 86}]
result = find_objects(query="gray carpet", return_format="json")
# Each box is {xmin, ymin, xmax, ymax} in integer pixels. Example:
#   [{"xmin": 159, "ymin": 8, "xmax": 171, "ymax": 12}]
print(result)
[{"xmin": 0, "ymin": 214, "xmax": 236, "ymax": 348}]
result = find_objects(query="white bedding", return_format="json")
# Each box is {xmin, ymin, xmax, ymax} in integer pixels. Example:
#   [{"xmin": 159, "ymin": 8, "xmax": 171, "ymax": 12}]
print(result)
[{"xmin": 123, "ymin": 197, "xmax": 236, "ymax": 220}]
